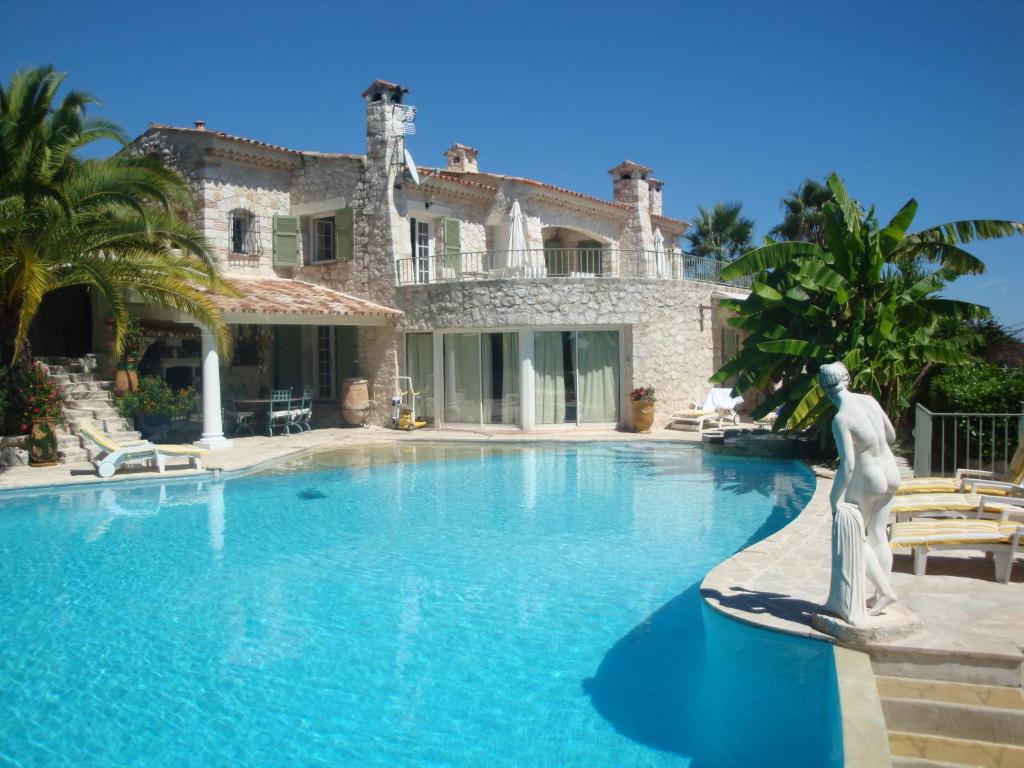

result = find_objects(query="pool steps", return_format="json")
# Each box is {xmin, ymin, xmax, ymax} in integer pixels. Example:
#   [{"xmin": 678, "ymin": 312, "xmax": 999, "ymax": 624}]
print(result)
[
  {"xmin": 41, "ymin": 357, "xmax": 141, "ymax": 464},
  {"xmin": 880, "ymin": 675, "xmax": 1024, "ymax": 767}
]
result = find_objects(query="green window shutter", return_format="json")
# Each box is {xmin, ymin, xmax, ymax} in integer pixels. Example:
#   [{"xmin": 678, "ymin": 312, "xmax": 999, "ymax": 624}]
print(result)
[
  {"xmin": 272, "ymin": 214, "xmax": 300, "ymax": 267},
  {"xmin": 335, "ymin": 207, "xmax": 354, "ymax": 261},
  {"xmin": 443, "ymin": 217, "xmax": 461, "ymax": 257}
]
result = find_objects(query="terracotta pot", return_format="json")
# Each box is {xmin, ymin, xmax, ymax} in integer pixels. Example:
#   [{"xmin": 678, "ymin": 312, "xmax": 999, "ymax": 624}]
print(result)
[
  {"xmin": 29, "ymin": 417, "xmax": 58, "ymax": 467},
  {"xmin": 632, "ymin": 401, "xmax": 655, "ymax": 433},
  {"xmin": 113, "ymin": 359, "xmax": 139, "ymax": 394},
  {"xmin": 341, "ymin": 378, "xmax": 370, "ymax": 426}
]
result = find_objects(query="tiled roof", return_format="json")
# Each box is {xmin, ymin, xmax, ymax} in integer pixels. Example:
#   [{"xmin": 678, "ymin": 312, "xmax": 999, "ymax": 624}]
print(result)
[
  {"xmin": 212, "ymin": 277, "xmax": 401, "ymax": 319},
  {"xmin": 146, "ymin": 123, "xmax": 362, "ymax": 160},
  {"xmin": 454, "ymin": 171, "xmax": 633, "ymax": 212}
]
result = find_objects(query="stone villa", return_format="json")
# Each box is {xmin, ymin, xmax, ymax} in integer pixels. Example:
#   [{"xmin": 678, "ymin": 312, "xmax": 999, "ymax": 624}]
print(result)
[{"xmin": 41, "ymin": 79, "xmax": 751, "ymax": 447}]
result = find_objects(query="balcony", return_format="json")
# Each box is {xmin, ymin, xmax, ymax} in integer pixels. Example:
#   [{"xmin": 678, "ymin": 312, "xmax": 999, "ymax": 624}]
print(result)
[{"xmin": 394, "ymin": 249, "xmax": 753, "ymax": 289}]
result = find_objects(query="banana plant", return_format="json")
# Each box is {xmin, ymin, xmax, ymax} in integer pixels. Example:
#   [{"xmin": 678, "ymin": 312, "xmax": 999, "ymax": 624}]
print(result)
[{"xmin": 712, "ymin": 172, "xmax": 1023, "ymax": 435}]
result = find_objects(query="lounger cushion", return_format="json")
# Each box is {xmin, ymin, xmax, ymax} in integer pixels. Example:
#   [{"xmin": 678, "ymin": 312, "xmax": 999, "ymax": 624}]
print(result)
[
  {"xmin": 155, "ymin": 445, "xmax": 209, "ymax": 458},
  {"xmin": 672, "ymin": 410, "xmax": 716, "ymax": 419},
  {"xmin": 890, "ymin": 493, "xmax": 1016, "ymax": 515},
  {"xmin": 890, "ymin": 519, "xmax": 1021, "ymax": 549},
  {"xmin": 897, "ymin": 477, "xmax": 960, "ymax": 495}
]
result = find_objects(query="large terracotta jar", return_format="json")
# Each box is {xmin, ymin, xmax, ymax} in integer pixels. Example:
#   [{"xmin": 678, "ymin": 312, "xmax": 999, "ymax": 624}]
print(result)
[
  {"xmin": 28, "ymin": 417, "xmax": 58, "ymax": 467},
  {"xmin": 114, "ymin": 359, "xmax": 139, "ymax": 394},
  {"xmin": 632, "ymin": 401, "xmax": 655, "ymax": 433}
]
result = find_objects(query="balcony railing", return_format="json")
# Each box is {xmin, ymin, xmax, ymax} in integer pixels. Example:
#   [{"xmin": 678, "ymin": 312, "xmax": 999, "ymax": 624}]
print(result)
[
  {"xmin": 913, "ymin": 403, "xmax": 1024, "ymax": 478},
  {"xmin": 394, "ymin": 249, "xmax": 753, "ymax": 289}
]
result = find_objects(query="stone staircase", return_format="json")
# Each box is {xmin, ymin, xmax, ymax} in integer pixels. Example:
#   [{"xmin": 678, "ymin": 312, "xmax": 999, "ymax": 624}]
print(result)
[
  {"xmin": 41, "ymin": 357, "xmax": 143, "ymax": 464},
  {"xmin": 879, "ymin": 674, "xmax": 1024, "ymax": 767}
]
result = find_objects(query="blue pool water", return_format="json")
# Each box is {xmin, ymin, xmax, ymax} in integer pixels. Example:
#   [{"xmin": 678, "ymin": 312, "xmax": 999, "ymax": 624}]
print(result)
[{"xmin": 0, "ymin": 443, "xmax": 841, "ymax": 766}]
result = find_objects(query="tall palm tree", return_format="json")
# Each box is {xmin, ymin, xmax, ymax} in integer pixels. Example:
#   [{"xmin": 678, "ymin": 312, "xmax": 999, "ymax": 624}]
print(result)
[
  {"xmin": 684, "ymin": 202, "xmax": 754, "ymax": 260},
  {"xmin": 768, "ymin": 178, "xmax": 833, "ymax": 245},
  {"xmin": 0, "ymin": 65, "xmax": 232, "ymax": 368}
]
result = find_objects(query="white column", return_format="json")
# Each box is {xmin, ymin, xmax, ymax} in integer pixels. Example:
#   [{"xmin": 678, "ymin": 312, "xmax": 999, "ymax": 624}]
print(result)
[
  {"xmin": 520, "ymin": 329, "xmax": 535, "ymax": 432},
  {"xmin": 194, "ymin": 326, "xmax": 233, "ymax": 451}
]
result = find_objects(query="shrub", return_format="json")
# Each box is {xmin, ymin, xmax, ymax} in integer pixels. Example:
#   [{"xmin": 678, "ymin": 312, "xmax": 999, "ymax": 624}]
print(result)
[
  {"xmin": 114, "ymin": 376, "xmax": 197, "ymax": 419},
  {"xmin": 926, "ymin": 362, "xmax": 1024, "ymax": 415}
]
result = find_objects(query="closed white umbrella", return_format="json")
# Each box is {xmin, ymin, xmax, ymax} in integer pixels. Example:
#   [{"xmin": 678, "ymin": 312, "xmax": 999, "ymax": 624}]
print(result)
[
  {"xmin": 653, "ymin": 227, "xmax": 666, "ymax": 277},
  {"xmin": 506, "ymin": 199, "xmax": 531, "ymax": 275}
]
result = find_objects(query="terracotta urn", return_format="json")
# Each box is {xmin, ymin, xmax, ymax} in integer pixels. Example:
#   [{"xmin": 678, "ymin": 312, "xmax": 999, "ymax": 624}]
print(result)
[
  {"xmin": 114, "ymin": 359, "xmax": 139, "ymax": 394},
  {"xmin": 28, "ymin": 417, "xmax": 58, "ymax": 467},
  {"xmin": 632, "ymin": 401, "xmax": 655, "ymax": 433}
]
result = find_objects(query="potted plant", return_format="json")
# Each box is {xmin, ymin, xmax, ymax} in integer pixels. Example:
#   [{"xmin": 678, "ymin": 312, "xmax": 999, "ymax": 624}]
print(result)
[
  {"xmin": 115, "ymin": 376, "xmax": 197, "ymax": 441},
  {"xmin": 113, "ymin": 317, "xmax": 147, "ymax": 394},
  {"xmin": 19, "ymin": 361, "xmax": 67, "ymax": 467},
  {"xmin": 630, "ymin": 386, "xmax": 656, "ymax": 433}
]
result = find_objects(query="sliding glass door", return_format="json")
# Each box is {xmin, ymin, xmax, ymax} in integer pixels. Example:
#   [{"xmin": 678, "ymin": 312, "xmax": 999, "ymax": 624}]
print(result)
[
  {"xmin": 534, "ymin": 330, "xmax": 620, "ymax": 425},
  {"xmin": 442, "ymin": 332, "xmax": 520, "ymax": 426},
  {"xmin": 405, "ymin": 332, "xmax": 434, "ymax": 421}
]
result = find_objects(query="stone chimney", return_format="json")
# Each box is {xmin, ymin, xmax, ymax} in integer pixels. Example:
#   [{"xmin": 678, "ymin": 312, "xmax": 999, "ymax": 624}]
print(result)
[
  {"xmin": 647, "ymin": 178, "xmax": 664, "ymax": 217},
  {"xmin": 609, "ymin": 160, "xmax": 655, "ymax": 251},
  {"xmin": 193, "ymin": 119, "xmax": 206, "ymax": 131},
  {"xmin": 444, "ymin": 143, "xmax": 479, "ymax": 173}
]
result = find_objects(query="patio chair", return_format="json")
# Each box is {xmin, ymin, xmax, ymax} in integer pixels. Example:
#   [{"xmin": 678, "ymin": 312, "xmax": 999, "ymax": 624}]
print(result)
[
  {"xmin": 890, "ymin": 480, "xmax": 1024, "ymax": 523},
  {"xmin": 889, "ymin": 495, "xmax": 1024, "ymax": 583},
  {"xmin": 897, "ymin": 439, "xmax": 1024, "ymax": 495},
  {"xmin": 78, "ymin": 419, "xmax": 208, "ymax": 479},
  {"xmin": 701, "ymin": 388, "xmax": 744, "ymax": 425},
  {"xmin": 223, "ymin": 386, "xmax": 256, "ymax": 437},
  {"xmin": 291, "ymin": 387, "xmax": 314, "ymax": 432},
  {"xmin": 669, "ymin": 407, "xmax": 719, "ymax": 433},
  {"xmin": 267, "ymin": 388, "xmax": 294, "ymax": 436}
]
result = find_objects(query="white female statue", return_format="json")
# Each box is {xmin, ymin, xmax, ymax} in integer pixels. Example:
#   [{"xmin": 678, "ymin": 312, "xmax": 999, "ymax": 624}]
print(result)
[{"xmin": 819, "ymin": 361, "xmax": 900, "ymax": 623}]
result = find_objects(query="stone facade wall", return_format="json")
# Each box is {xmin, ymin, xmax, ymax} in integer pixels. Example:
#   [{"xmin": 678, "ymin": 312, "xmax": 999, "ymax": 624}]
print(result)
[{"xmin": 393, "ymin": 278, "xmax": 732, "ymax": 426}]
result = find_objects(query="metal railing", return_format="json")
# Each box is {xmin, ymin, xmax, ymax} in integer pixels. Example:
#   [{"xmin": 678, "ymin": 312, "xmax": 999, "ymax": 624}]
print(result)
[
  {"xmin": 913, "ymin": 403, "xmax": 1024, "ymax": 478},
  {"xmin": 393, "ymin": 249, "xmax": 752, "ymax": 289}
]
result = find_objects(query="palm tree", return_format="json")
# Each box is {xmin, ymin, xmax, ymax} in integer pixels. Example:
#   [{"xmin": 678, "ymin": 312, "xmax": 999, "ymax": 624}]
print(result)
[
  {"xmin": 768, "ymin": 178, "xmax": 833, "ymax": 245},
  {"xmin": 0, "ymin": 65, "xmax": 232, "ymax": 368},
  {"xmin": 684, "ymin": 202, "xmax": 754, "ymax": 260},
  {"xmin": 714, "ymin": 172, "xmax": 1024, "ymax": 435}
]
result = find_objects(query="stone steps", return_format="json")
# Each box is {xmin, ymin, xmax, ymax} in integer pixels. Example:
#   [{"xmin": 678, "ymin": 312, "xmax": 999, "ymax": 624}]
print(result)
[
  {"xmin": 881, "ymin": 676, "xmax": 1024, "ymax": 767},
  {"xmin": 889, "ymin": 731, "xmax": 1024, "ymax": 767}
]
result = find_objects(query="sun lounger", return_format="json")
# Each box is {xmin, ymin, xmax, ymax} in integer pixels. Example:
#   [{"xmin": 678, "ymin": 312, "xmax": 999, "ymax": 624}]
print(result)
[
  {"xmin": 78, "ymin": 419, "xmax": 208, "ymax": 478},
  {"xmin": 890, "ymin": 481, "xmax": 1024, "ymax": 523},
  {"xmin": 897, "ymin": 440, "xmax": 1024, "ymax": 495},
  {"xmin": 889, "ymin": 495, "xmax": 1024, "ymax": 582},
  {"xmin": 669, "ymin": 408, "xmax": 719, "ymax": 432}
]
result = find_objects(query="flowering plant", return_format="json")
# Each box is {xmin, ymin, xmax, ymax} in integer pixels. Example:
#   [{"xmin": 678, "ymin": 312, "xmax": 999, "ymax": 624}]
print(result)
[
  {"xmin": 14, "ymin": 361, "xmax": 66, "ymax": 431},
  {"xmin": 630, "ymin": 386, "xmax": 656, "ymax": 403},
  {"xmin": 115, "ymin": 376, "xmax": 197, "ymax": 418},
  {"xmin": 112, "ymin": 316, "xmax": 147, "ymax": 366}
]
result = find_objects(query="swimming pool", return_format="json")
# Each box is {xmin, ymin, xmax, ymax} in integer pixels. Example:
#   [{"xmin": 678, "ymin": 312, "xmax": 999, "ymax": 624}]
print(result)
[{"xmin": 0, "ymin": 442, "xmax": 841, "ymax": 766}]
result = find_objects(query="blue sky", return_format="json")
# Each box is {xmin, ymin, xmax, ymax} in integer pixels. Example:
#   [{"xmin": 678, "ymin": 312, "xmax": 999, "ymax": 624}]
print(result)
[{"xmin": 3, "ymin": 0, "xmax": 1021, "ymax": 325}]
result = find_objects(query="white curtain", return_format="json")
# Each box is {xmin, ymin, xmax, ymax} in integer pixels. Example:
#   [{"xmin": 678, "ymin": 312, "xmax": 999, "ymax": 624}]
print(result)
[
  {"xmin": 577, "ymin": 331, "xmax": 620, "ymax": 423},
  {"xmin": 534, "ymin": 331, "xmax": 569, "ymax": 424},
  {"xmin": 443, "ymin": 333, "xmax": 481, "ymax": 423},
  {"xmin": 406, "ymin": 333, "xmax": 434, "ymax": 419}
]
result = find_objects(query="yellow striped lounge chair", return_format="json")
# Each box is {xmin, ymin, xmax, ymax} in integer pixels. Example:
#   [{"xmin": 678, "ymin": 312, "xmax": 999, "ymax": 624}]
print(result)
[
  {"xmin": 669, "ymin": 408, "xmax": 718, "ymax": 433},
  {"xmin": 889, "ymin": 495, "xmax": 1024, "ymax": 583},
  {"xmin": 890, "ymin": 482, "xmax": 1024, "ymax": 523},
  {"xmin": 897, "ymin": 440, "xmax": 1024, "ymax": 495},
  {"xmin": 78, "ymin": 419, "xmax": 209, "ymax": 479}
]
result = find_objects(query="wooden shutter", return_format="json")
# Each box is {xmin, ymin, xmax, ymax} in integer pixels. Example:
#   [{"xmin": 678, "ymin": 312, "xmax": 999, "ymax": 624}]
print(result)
[
  {"xmin": 443, "ymin": 217, "xmax": 461, "ymax": 260},
  {"xmin": 272, "ymin": 214, "xmax": 300, "ymax": 267},
  {"xmin": 335, "ymin": 207, "xmax": 354, "ymax": 261}
]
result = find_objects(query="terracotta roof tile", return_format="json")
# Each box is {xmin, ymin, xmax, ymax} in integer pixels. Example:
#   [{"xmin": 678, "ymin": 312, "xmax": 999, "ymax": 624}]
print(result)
[
  {"xmin": 212, "ymin": 277, "xmax": 401, "ymax": 319},
  {"xmin": 451, "ymin": 171, "xmax": 633, "ymax": 212}
]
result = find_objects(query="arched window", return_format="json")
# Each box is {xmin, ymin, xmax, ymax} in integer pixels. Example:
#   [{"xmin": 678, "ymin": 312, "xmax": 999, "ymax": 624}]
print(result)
[{"xmin": 228, "ymin": 208, "xmax": 261, "ymax": 256}]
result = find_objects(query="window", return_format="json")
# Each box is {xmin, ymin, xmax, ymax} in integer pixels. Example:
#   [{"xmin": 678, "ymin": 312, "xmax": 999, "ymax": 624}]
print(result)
[
  {"xmin": 313, "ymin": 217, "xmax": 335, "ymax": 263},
  {"xmin": 228, "ymin": 209, "xmax": 261, "ymax": 256},
  {"xmin": 315, "ymin": 326, "xmax": 359, "ymax": 399},
  {"xmin": 410, "ymin": 218, "xmax": 433, "ymax": 283},
  {"xmin": 441, "ymin": 332, "xmax": 520, "ymax": 425},
  {"xmin": 534, "ymin": 330, "xmax": 620, "ymax": 425}
]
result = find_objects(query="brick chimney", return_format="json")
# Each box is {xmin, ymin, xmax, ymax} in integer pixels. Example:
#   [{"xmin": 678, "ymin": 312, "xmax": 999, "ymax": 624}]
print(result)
[{"xmin": 444, "ymin": 143, "xmax": 479, "ymax": 173}]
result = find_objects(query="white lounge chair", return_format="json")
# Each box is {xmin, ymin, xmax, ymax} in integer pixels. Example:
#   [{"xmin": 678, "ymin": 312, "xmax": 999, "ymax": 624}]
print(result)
[
  {"xmin": 889, "ymin": 494, "xmax": 1024, "ymax": 583},
  {"xmin": 78, "ymin": 420, "xmax": 208, "ymax": 478},
  {"xmin": 669, "ymin": 407, "xmax": 719, "ymax": 433}
]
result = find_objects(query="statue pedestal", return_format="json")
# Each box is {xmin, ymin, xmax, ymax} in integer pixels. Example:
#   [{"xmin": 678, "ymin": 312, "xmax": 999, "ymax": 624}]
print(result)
[{"xmin": 812, "ymin": 603, "xmax": 924, "ymax": 646}]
